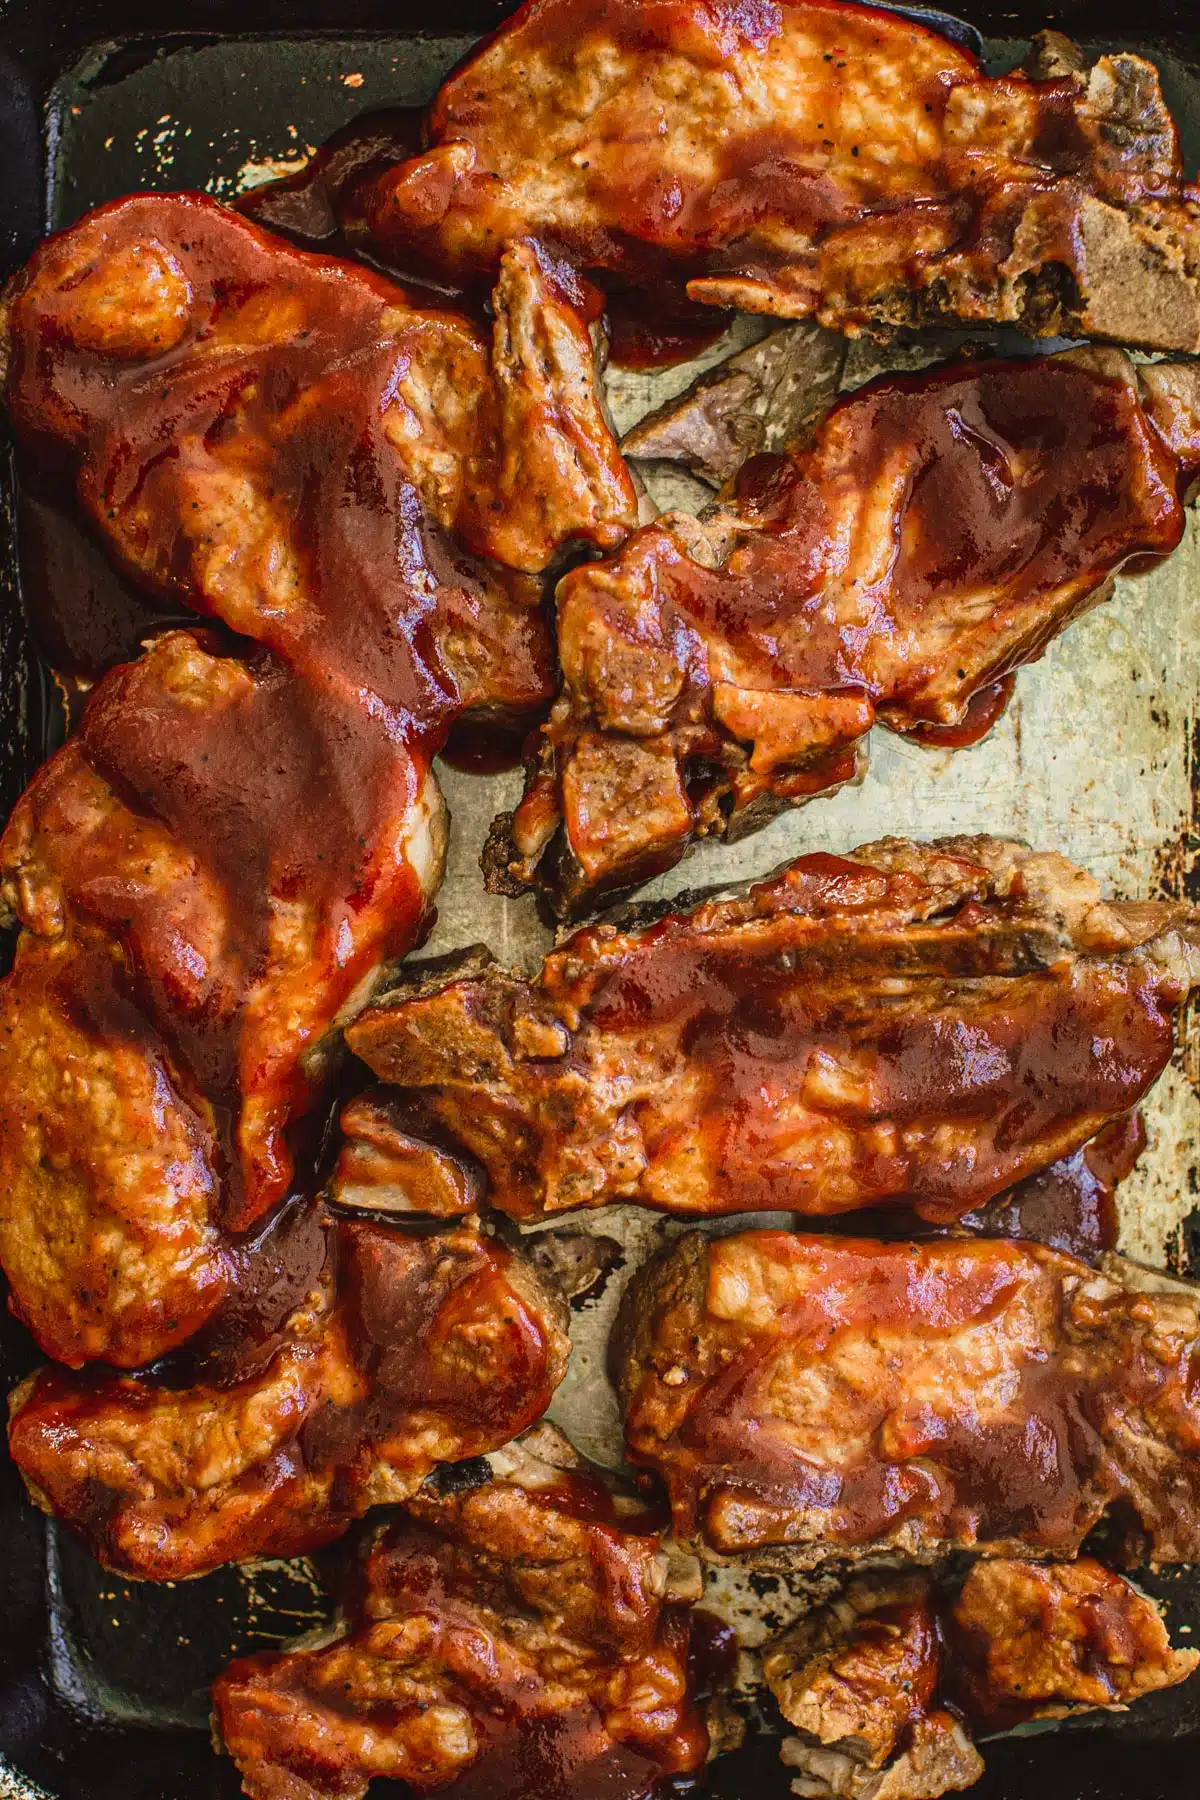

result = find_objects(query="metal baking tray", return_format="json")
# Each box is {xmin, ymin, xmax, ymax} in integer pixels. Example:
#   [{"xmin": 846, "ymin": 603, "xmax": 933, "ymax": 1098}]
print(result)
[{"xmin": 2, "ymin": 2, "xmax": 1200, "ymax": 1795}]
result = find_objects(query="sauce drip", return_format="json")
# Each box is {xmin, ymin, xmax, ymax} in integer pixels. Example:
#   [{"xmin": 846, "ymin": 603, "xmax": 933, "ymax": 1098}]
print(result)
[
  {"xmin": 960, "ymin": 1113, "xmax": 1143, "ymax": 1260},
  {"xmin": 240, "ymin": 107, "xmax": 427, "ymax": 247},
  {"xmin": 439, "ymin": 713, "xmax": 540, "ymax": 775},
  {"xmin": 604, "ymin": 283, "xmax": 732, "ymax": 370},
  {"xmin": 17, "ymin": 480, "xmax": 187, "ymax": 693},
  {"xmin": 903, "ymin": 674, "xmax": 1015, "ymax": 749}
]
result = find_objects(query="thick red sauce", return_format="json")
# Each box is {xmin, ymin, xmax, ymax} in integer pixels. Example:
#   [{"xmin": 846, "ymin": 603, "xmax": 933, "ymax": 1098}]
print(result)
[
  {"xmin": 660, "ymin": 359, "xmax": 1184, "ymax": 706},
  {"xmin": 2, "ymin": 193, "xmax": 553, "ymax": 1243},
  {"xmin": 17, "ymin": 481, "xmax": 187, "ymax": 690},
  {"xmin": 354, "ymin": 0, "xmax": 1197, "ymax": 317},
  {"xmin": 647, "ymin": 1234, "xmax": 1200, "ymax": 1555},
  {"xmin": 355, "ymin": 1504, "xmax": 706, "ymax": 1800},
  {"xmin": 300, "ymin": 1221, "xmax": 560, "ymax": 1471},
  {"xmin": 240, "ymin": 107, "xmax": 427, "ymax": 247},
  {"xmin": 941, "ymin": 1561, "xmax": 1174, "ymax": 1732},
  {"xmin": 152, "ymin": 1192, "xmax": 334, "ymax": 1389},
  {"xmin": 903, "ymin": 673, "xmax": 1015, "ymax": 749},
  {"xmin": 604, "ymin": 283, "xmax": 732, "ymax": 370},
  {"xmin": 440, "ymin": 712, "xmax": 541, "ymax": 775},
  {"xmin": 566, "ymin": 856, "xmax": 1180, "ymax": 1219},
  {"xmin": 960, "ymin": 1113, "xmax": 1143, "ymax": 1260},
  {"xmin": 7, "ymin": 1216, "xmax": 567, "ymax": 1577}
]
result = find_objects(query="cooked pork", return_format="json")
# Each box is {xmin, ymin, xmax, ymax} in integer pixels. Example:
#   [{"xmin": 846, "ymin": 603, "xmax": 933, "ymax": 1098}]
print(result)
[
  {"xmin": 212, "ymin": 1426, "xmax": 710, "ymax": 1800},
  {"xmin": 494, "ymin": 349, "xmax": 1200, "ymax": 910},
  {"xmin": 614, "ymin": 1229, "xmax": 1200, "ymax": 1563},
  {"xmin": 7, "ymin": 1218, "xmax": 568, "ymax": 1581},
  {"xmin": 765, "ymin": 1562, "xmax": 1197, "ymax": 1800},
  {"xmin": 346, "ymin": 837, "xmax": 1200, "ymax": 1223},
  {"xmin": 0, "ymin": 193, "xmax": 633, "ymax": 1367},
  {"xmin": 621, "ymin": 322, "xmax": 847, "ymax": 486},
  {"xmin": 349, "ymin": 2, "xmax": 1200, "ymax": 351},
  {"xmin": 768, "ymin": 1572, "xmax": 982, "ymax": 1800},
  {"xmin": 0, "ymin": 632, "xmax": 446, "ymax": 1368}
]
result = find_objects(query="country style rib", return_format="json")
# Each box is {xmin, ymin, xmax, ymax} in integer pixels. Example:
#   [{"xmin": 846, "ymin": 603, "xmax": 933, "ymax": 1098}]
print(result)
[
  {"xmin": 614, "ymin": 1229, "xmax": 1200, "ymax": 1563},
  {"xmin": 7, "ymin": 1218, "xmax": 568, "ymax": 1580},
  {"xmin": 765, "ymin": 1562, "xmax": 1197, "ymax": 1800},
  {"xmin": 493, "ymin": 348, "xmax": 1200, "ymax": 911},
  {"xmin": 213, "ymin": 1427, "xmax": 711, "ymax": 1800},
  {"xmin": 0, "ymin": 193, "xmax": 633, "ymax": 1368},
  {"xmin": 344, "ymin": 838, "xmax": 1200, "ymax": 1223},
  {"xmin": 350, "ymin": 1, "xmax": 1200, "ymax": 350}
]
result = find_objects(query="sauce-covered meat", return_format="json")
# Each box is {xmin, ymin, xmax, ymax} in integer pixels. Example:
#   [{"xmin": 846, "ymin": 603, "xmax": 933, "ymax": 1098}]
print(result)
[
  {"xmin": 0, "ymin": 192, "xmax": 632, "ymax": 1367},
  {"xmin": 495, "ymin": 350, "xmax": 1200, "ymax": 911},
  {"xmin": 213, "ymin": 1428, "xmax": 710, "ymax": 1800},
  {"xmin": 351, "ymin": 2, "xmax": 1200, "ymax": 351},
  {"xmin": 7, "ymin": 1220, "xmax": 568, "ymax": 1580},
  {"xmin": 347, "ymin": 837, "xmax": 1200, "ymax": 1224},
  {"xmin": 766, "ymin": 1563, "xmax": 1197, "ymax": 1799},
  {"xmin": 615, "ymin": 1229, "xmax": 1200, "ymax": 1562}
]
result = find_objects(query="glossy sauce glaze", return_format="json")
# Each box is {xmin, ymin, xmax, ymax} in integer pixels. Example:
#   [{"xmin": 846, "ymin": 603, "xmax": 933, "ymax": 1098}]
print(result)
[
  {"xmin": 240, "ymin": 106, "xmax": 427, "ymax": 248},
  {"xmin": 644, "ymin": 358, "xmax": 1185, "ymax": 708},
  {"xmin": 350, "ymin": 0, "xmax": 1200, "ymax": 350},
  {"xmin": 942, "ymin": 1558, "xmax": 1199, "ymax": 1732},
  {"xmin": 619, "ymin": 1231, "xmax": 1200, "ymax": 1559},
  {"xmin": 603, "ymin": 282, "xmax": 733, "ymax": 370},
  {"xmin": 0, "ymin": 193, "xmax": 565, "ymax": 1365},
  {"xmin": 4, "ymin": 192, "xmax": 555, "ymax": 734},
  {"xmin": 528, "ymin": 352, "xmax": 1196, "ymax": 907},
  {"xmin": 562, "ymin": 855, "xmax": 1185, "ymax": 1221},
  {"xmin": 300, "ymin": 1218, "xmax": 564, "ymax": 1472},
  {"xmin": 213, "ymin": 1446, "xmax": 709, "ymax": 1800},
  {"xmin": 348, "ymin": 841, "xmax": 1199, "ymax": 1225},
  {"xmin": 959, "ymin": 1112, "xmax": 1144, "ymax": 1260},
  {"xmin": 7, "ymin": 1219, "xmax": 569, "ymax": 1579},
  {"xmin": 17, "ymin": 481, "xmax": 188, "ymax": 693}
]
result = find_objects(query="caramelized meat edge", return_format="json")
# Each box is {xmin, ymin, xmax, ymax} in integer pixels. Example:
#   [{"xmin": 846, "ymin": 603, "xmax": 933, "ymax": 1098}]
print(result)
[{"xmin": 345, "ymin": 836, "xmax": 1200, "ymax": 1224}]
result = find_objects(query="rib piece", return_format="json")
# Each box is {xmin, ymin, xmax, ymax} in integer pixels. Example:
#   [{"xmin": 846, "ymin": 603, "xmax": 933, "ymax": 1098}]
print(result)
[
  {"xmin": 1, "ymin": 194, "xmax": 634, "ymax": 607},
  {"xmin": 350, "ymin": 1, "xmax": 1200, "ymax": 351},
  {"xmin": 0, "ymin": 193, "xmax": 634, "ymax": 1368},
  {"xmin": 767, "ymin": 1572, "xmax": 982, "ymax": 1800},
  {"xmin": 614, "ymin": 1229, "xmax": 1200, "ymax": 1563},
  {"xmin": 7, "ymin": 1218, "xmax": 568, "ymax": 1580},
  {"xmin": 345, "ymin": 837, "xmax": 1200, "ymax": 1223},
  {"xmin": 765, "ymin": 1563, "xmax": 1197, "ymax": 1800},
  {"xmin": 494, "ymin": 349, "xmax": 1200, "ymax": 911},
  {"xmin": 945, "ymin": 1557, "xmax": 1199, "ymax": 1729},
  {"xmin": 212, "ymin": 1426, "xmax": 711, "ymax": 1800}
]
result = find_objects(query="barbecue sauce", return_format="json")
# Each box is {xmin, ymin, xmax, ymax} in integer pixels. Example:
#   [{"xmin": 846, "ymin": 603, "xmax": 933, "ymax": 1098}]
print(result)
[
  {"xmin": 651, "ymin": 359, "xmax": 1184, "ymax": 703},
  {"xmin": 560, "ymin": 848, "xmax": 1177, "ymax": 1222},
  {"xmin": 960, "ymin": 1113, "xmax": 1142, "ymax": 1259},
  {"xmin": 4, "ymin": 192, "xmax": 554, "ymax": 1246},
  {"xmin": 902, "ymin": 674, "xmax": 1015, "ymax": 749},
  {"xmin": 604, "ymin": 283, "xmax": 732, "ymax": 370},
  {"xmin": 17, "ymin": 482, "xmax": 186, "ymax": 694},
  {"xmin": 298, "ymin": 1222, "xmax": 561, "ymax": 1475},
  {"xmin": 239, "ymin": 107, "xmax": 427, "ymax": 247},
  {"xmin": 641, "ymin": 1231, "xmax": 1200, "ymax": 1558}
]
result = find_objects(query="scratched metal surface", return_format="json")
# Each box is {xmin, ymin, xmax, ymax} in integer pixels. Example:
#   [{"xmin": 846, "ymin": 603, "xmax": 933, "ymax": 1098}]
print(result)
[{"xmin": 3, "ymin": 19, "xmax": 1200, "ymax": 1799}]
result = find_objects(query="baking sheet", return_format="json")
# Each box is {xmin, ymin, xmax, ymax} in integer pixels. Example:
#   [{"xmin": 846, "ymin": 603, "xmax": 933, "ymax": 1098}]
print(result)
[{"xmin": 7, "ymin": 15, "xmax": 1200, "ymax": 1791}]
